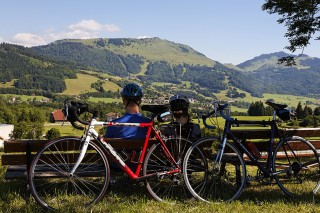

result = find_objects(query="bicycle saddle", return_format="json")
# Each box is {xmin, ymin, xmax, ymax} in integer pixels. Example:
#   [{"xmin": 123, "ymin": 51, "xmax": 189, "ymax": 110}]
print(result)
[
  {"xmin": 141, "ymin": 104, "xmax": 170, "ymax": 114},
  {"xmin": 265, "ymin": 100, "xmax": 287, "ymax": 110}
]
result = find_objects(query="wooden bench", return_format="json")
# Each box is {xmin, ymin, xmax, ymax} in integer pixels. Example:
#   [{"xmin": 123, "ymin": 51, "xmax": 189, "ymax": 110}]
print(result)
[
  {"xmin": 1, "ymin": 137, "xmax": 157, "ymax": 180},
  {"xmin": 1, "ymin": 128, "xmax": 320, "ymax": 180},
  {"xmin": 230, "ymin": 128, "xmax": 320, "ymax": 162}
]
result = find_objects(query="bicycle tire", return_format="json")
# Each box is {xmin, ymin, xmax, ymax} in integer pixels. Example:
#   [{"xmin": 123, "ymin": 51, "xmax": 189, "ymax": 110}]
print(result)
[
  {"xmin": 28, "ymin": 137, "xmax": 110, "ymax": 211},
  {"xmin": 143, "ymin": 137, "xmax": 193, "ymax": 202},
  {"xmin": 183, "ymin": 137, "xmax": 246, "ymax": 202},
  {"xmin": 273, "ymin": 136, "xmax": 320, "ymax": 198}
]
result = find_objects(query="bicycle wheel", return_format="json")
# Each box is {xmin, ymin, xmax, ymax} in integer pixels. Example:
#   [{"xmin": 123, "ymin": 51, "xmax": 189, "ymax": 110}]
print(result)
[
  {"xmin": 183, "ymin": 137, "xmax": 246, "ymax": 202},
  {"xmin": 28, "ymin": 137, "xmax": 110, "ymax": 211},
  {"xmin": 143, "ymin": 137, "xmax": 193, "ymax": 202},
  {"xmin": 273, "ymin": 136, "xmax": 320, "ymax": 198}
]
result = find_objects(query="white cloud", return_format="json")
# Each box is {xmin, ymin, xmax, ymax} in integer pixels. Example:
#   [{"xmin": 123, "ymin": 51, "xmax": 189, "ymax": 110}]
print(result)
[
  {"xmin": 11, "ymin": 33, "xmax": 46, "ymax": 47},
  {"xmin": 0, "ymin": 36, "xmax": 3, "ymax": 43},
  {"xmin": 68, "ymin": 19, "xmax": 120, "ymax": 33},
  {"xmin": 137, "ymin": 35, "xmax": 151, "ymax": 39},
  {"xmin": 8, "ymin": 19, "xmax": 121, "ymax": 47},
  {"xmin": 47, "ymin": 30, "xmax": 97, "ymax": 41}
]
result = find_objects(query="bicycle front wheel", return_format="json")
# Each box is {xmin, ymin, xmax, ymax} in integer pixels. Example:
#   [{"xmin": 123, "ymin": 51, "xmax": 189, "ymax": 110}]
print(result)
[
  {"xmin": 273, "ymin": 136, "xmax": 320, "ymax": 198},
  {"xmin": 183, "ymin": 137, "xmax": 246, "ymax": 202},
  {"xmin": 143, "ymin": 137, "xmax": 193, "ymax": 202},
  {"xmin": 28, "ymin": 137, "xmax": 110, "ymax": 211}
]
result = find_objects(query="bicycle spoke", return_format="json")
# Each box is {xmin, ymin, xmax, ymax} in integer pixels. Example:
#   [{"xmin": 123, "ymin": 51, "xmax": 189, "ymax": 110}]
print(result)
[
  {"xmin": 183, "ymin": 137, "xmax": 246, "ymax": 202},
  {"xmin": 29, "ymin": 137, "xmax": 110, "ymax": 210},
  {"xmin": 143, "ymin": 138, "xmax": 193, "ymax": 202},
  {"xmin": 273, "ymin": 137, "xmax": 320, "ymax": 198}
]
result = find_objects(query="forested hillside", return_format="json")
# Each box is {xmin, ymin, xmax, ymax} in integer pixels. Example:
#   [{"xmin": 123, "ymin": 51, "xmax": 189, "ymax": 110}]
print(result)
[
  {"xmin": 32, "ymin": 41, "xmax": 145, "ymax": 77},
  {"xmin": 0, "ymin": 43, "xmax": 77, "ymax": 93},
  {"xmin": 1, "ymin": 38, "xmax": 320, "ymax": 99},
  {"xmin": 237, "ymin": 52, "xmax": 320, "ymax": 97}
]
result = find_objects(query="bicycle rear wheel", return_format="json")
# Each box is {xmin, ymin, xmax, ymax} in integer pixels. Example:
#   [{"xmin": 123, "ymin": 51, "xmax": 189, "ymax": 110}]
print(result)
[
  {"xmin": 183, "ymin": 137, "xmax": 246, "ymax": 202},
  {"xmin": 28, "ymin": 137, "xmax": 110, "ymax": 211},
  {"xmin": 273, "ymin": 136, "xmax": 320, "ymax": 198},
  {"xmin": 143, "ymin": 137, "xmax": 193, "ymax": 202}
]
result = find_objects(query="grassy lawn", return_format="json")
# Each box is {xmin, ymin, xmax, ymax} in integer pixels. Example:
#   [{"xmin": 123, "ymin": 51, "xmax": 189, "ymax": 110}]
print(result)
[
  {"xmin": 215, "ymin": 89, "xmax": 320, "ymax": 110},
  {"xmin": 43, "ymin": 123, "xmax": 84, "ymax": 136},
  {"xmin": 88, "ymin": 97, "xmax": 122, "ymax": 103},
  {"xmin": 62, "ymin": 73, "xmax": 98, "ymax": 95},
  {"xmin": 0, "ymin": 94, "xmax": 47, "ymax": 101},
  {"xmin": 0, "ymin": 80, "xmax": 15, "ymax": 88},
  {"xmin": 1, "ymin": 157, "xmax": 320, "ymax": 212},
  {"xmin": 2, "ymin": 118, "xmax": 320, "ymax": 212},
  {"xmin": 62, "ymin": 73, "xmax": 121, "ymax": 96}
]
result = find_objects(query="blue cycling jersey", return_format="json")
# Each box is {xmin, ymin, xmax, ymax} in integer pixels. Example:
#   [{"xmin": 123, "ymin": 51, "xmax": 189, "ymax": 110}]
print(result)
[{"xmin": 104, "ymin": 113, "xmax": 151, "ymax": 139}]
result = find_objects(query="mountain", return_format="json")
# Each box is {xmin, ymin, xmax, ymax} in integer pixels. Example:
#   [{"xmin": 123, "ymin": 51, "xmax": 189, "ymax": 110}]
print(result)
[
  {"xmin": 235, "ymin": 52, "xmax": 320, "ymax": 96},
  {"xmin": 237, "ymin": 52, "xmax": 318, "ymax": 71},
  {"xmin": 32, "ymin": 37, "xmax": 215, "ymax": 77},
  {"xmin": 31, "ymin": 38, "xmax": 238, "ymax": 98},
  {"xmin": 1, "ymin": 39, "xmax": 319, "ymax": 100}
]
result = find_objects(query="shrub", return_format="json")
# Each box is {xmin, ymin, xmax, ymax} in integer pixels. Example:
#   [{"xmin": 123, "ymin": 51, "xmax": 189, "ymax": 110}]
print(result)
[{"xmin": 46, "ymin": 128, "xmax": 61, "ymax": 140}]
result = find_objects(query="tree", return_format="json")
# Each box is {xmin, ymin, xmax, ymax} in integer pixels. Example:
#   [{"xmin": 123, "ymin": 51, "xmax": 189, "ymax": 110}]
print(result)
[
  {"xmin": 262, "ymin": 0, "xmax": 320, "ymax": 65},
  {"xmin": 265, "ymin": 105, "xmax": 274, "ymax": 116},
  {"xmin": 248, "ymin": 101, "xmax": 265, "ymax": 116},
  {"xmin": 46, "ymin": 128, "xmax": 61, "ymax": 140},
  {"xmin": 295, "ymin": 101, "xmax": 304, "ymax": 119},
  {"xmin": 303, "ymin": 105, "xmax": 313, "ymax": 118},
  {"xmin": 314, "ymin": 107, "xmax": 320, "ymax": 116},
  {"xmin": 299, "ymin": 115, "xmax": 320, "ymax": 127}
]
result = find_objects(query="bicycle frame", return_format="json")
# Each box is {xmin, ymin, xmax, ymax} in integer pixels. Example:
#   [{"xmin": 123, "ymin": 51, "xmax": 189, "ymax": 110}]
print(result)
[
  {"xmin": 218, "ymin": 109, "xmax": 284, "ymax": 177},
  {"xmin": 70, "ymin": 118, "xmax": 181, "ymax": 181}
]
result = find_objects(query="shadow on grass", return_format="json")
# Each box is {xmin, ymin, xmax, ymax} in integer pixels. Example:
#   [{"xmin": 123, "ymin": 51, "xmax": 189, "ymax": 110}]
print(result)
[{"xmin": 238, "ymin": 181, "xmax": 320, "ymax": 205}]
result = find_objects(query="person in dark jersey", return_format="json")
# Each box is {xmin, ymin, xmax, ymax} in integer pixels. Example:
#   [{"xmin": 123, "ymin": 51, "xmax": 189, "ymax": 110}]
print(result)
[
  {"xmin": 160, "ymin": 94, "xmax": 201, "ymax": 141},
  {"xmin": 169, "ymin": 94, "xmax": 201, "ymax": 140}
]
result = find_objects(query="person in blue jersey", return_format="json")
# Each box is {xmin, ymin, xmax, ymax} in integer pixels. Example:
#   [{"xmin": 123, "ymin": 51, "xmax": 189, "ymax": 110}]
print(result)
[{"xmin": 105, "ymin": 82, "xmax": 151, "ymax": 139}]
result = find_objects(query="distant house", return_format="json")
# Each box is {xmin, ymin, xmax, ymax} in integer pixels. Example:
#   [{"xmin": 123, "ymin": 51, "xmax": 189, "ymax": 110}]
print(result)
[
  {"xmin": 106, "ymin": 112, "xmax": 120, "ymax": 121},
  {"xmin": 0, "ymin": 124, "xmax": 14, "ymax": 147},
  {"xmin": 50, "ymin": 109, "xmax": 67, "ymax": 123}
]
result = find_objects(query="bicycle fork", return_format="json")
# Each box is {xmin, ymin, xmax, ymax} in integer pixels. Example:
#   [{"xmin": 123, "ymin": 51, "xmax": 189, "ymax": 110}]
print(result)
[
  {"xmin": 70, "ymin": 134, "xmax": 91, "ymax": 176},
  {"xmin": 214, "ymin": 137, "xmax": 227, "ymax": 168}
]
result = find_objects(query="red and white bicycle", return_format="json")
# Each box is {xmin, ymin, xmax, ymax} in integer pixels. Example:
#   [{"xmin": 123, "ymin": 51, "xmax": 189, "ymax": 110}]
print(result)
[{"xmin": 28, "ymin": 101, "xmax": 194, "ymax": 210}]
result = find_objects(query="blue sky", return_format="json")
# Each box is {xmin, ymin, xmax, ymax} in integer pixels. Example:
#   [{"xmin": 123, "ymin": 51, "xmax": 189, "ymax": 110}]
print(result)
[{"xmin": 0, "ymin": 0, "xmax": 318, "ymax": 64}]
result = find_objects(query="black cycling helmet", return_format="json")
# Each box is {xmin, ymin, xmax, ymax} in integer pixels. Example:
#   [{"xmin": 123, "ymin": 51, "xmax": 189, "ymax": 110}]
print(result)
[
  {"xmin": 121, "ymin": 83, "xmax": 143, "ymax": 98},
  {"xmin": 169, "ymin": 94, "xmax": 190, "ymax": 112}
]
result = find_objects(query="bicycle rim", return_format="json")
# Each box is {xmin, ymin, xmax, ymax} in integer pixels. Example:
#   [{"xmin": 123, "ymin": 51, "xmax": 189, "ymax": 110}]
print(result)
[
  {"xmin": 143, "ymin": 137, "xmax": 193, "ymax": 202},
  {"xmin": 28, "ymin": 137, "xmax": 110, "ymax": 211},
  {"xmin": 183, "ymin": 137, "xmax": 246, "ymax": 202},
  {"xmin": 273, "ymin": 136, "xmax": 320, "ymax": 198}
]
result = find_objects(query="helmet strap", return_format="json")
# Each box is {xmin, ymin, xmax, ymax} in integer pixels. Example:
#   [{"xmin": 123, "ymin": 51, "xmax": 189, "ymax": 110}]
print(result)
[{"xmin": 125, "ymin": 99, "xmax": 140, "ymax": 108}]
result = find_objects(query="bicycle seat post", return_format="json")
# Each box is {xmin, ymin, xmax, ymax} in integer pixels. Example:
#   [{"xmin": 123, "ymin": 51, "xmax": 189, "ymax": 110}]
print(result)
[{"xmin": 272, "ymin": 109, "xmax": 277, "ymax": 121}]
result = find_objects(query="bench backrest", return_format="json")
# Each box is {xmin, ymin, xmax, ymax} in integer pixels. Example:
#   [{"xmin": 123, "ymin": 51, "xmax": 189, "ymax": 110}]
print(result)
[{"xmin": 2, "ymin": 137, "xmax": 157, "ymax": 166}]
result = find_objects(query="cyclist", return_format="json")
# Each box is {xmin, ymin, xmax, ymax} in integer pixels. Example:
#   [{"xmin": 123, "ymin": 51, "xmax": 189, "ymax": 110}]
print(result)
[
  {"xmin": 104, "ymin": 82, "xmax": 151, "ymax": 139},
  {"xmin": 104, "ymin": 82, "xmax": 150, "ymax": 176},
  {"xmin": 162, "ymin": 94, "xmax": 201, "ymax": 141}
]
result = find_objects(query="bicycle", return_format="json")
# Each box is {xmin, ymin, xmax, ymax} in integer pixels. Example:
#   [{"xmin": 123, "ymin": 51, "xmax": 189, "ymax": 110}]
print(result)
[
  {"xmin": 183, "ymin": 100, "xmax": 320, "ymax": 202},
  {"xmin": 28, "ymin": 101, "xmax": 194, "ymax": 210}
]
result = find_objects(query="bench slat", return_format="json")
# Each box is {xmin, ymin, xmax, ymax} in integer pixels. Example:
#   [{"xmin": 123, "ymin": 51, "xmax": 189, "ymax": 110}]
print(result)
[
  {"xmin": 231, "ymin": 128, "xmax": 320, "ymax": 139},
  {"xmin": 2, "ymin": 138, "xmax": 157, "ymax": 166},
  {"xmin": 4, "ymin": 165, "xmax": 28, "ymax": 179},
  {"xmin": 3, "ymin": 138, "xmax": 157, "ymax": 153}
]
